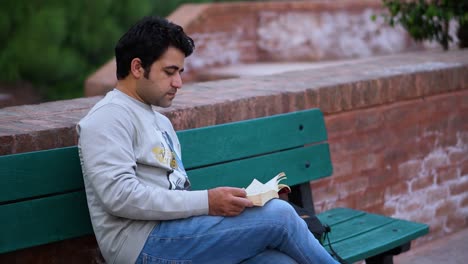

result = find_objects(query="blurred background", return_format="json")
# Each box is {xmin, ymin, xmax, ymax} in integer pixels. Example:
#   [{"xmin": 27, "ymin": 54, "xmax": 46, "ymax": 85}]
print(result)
[
  {"xmin": 0, "ymin": 0, "xmax": 255, "ymax": 103},
  {"xmin": 0, "ymin": 0, "xmax": 466, "ymax": 105}
]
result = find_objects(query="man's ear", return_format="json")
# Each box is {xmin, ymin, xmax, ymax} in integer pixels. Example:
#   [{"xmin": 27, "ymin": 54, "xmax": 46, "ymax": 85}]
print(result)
[{"xmin": 130, "ymin": 58, "xmax": 144, "ymax": 78}]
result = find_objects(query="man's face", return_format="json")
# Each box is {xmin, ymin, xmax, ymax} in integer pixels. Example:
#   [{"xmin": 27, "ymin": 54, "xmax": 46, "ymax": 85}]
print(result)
[{"xmin": 136, "ymin": 46, "xmax": 185, "ymax": 107}]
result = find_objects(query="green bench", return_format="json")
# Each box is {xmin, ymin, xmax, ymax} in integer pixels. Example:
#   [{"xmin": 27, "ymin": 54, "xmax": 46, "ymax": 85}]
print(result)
[{"xmin": 0, "ymin": 108, "xmax": 429, "ymax": 263}]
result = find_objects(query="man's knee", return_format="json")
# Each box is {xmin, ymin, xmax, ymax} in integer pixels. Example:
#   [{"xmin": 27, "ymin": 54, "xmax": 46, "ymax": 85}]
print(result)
[{"xmin": 261, "ymin": 199, "xmax": 298, "ymax": 222}]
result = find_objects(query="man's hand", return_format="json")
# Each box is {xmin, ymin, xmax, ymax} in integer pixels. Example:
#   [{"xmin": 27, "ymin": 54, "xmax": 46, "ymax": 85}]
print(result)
[{"xmin": 208, "ymin": 187, "xmax": 254, "ymax": 216}]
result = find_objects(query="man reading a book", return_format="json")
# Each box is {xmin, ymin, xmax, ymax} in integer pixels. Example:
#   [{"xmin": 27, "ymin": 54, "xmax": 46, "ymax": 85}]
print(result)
[{"xmin": 77, "ymin": 16, "xmax": 338, "ymax": 264}]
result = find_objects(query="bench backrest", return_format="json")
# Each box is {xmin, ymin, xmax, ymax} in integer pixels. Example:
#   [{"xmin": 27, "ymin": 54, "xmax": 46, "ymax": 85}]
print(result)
[{"xmin": 0, "ymin": 108, "xmax": 332, "ymax": 254}]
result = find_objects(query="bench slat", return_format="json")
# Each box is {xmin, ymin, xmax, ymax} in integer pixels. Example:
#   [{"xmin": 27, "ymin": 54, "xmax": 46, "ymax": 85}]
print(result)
[
  {"xmin": 0, "ymin": 190, "xmax": 92, "ymax": 254},
  {"xmin": 321, "ymin": 212, "xmax": 429, "ymax": 263},
  {"xmin": 317, "ymin": 207, "xmax": 366, "ymax": 226},
  {"xmin": 0, "ymin": 147, "xmax": 83, "ymax": 204},
  {"xmin": 187, "ymin": 143, "xmax": 332, "ymax": 190},
  {"xmin": 321, "ymin": 211, "xmax": 394, "ymax": 246},
  {"xmin": 179, "ymin": 108, "xmax": 327, "ymax": 169}
]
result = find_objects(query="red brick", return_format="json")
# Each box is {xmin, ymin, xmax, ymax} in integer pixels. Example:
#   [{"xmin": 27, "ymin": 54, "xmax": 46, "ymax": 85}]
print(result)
[
  {"xmin": 0, "ymin": 135, "xmax": 14, "ymax": 156},
  {"xmin": 436, "ymin": 166, "xmax": 458, "ymax": 184},
  {"xmin": 303, "ymin": 89, "xmax": 319, "ymax": 109},
  {"xmin": 367, "ymin": 168, "xmax": 396, "ymax": 188},
  {"xmin": 411, "ymin": 175, "xmax": 434, "ymax": 192},
  {"xmin": 394, "ymin": 75, "xmax": 418, "ymax": 100},
  {"xmin": 362, "ymin": 203, "xmax": 385, "ymax": 215},
  {"xmin": 310, "ymin": 177, "xmax": 332, "ymax": 190},
  {"xmin": 365, "ymin": 129, "xmax": 396, "ymax": 152},
  {"xmin": 383, "ymin": 205, "xmax": 396, "ymax": 216},
  {"xmin": 394, "ymin": 124, "xmax": 422, "ymax": 145},
  {"xmin": 435, "ymin": 200, "xmax": 457, "ymax": 217},
  {"xmin": 418, "ymin": 132, "xmax": 439, "ymax": 156},
  {"xmin": 12, "ymin": 133, "xmax": 36, "ymax": 154},
  {"xmin": 461, "ymin": 160, "xmax": 468, "ymax": 177},
  {"xmin": 34, "ymin": 130, "xmax": 60, "ymax": 151},
  {"xmin": 328, "ymin": 135, "xmax": 362, "ymax": 156},
  {"xmin": 400, "ymin": 200, "xmax": 424, "ymax": 214},
  {"xmin": 358, "ymin": 188, "xmax": 384, "ymax": 209},
  {"xmin": 425, "ymin": 187, "xmax": 450, "ymax": 204},
  {"xmin": 336, "ymin": 83, "xmax": 353, "ymax": 111},
  {"xmin": 337, "ymin": 176, "xmax": 369, "ymax": 199},
  {"xmin": 461, "ymin": 194, "xmax": 468, "ymax": 208},
  {"xmin": 383, "ymin": 101, "xmax": 421, "ymax": 126},
  {"xmin": 385, "ymin": 181, "xmax": 409, "ymax": 200},
  {"xmin": 330, "ymin": 158, "xmax": 353, "ymax": 178},
  {"xmin": 383, "ymin": 147, "xmax": 410, "ymax": 167},
  {"xmin": 446, "ymin": 213, "xmax": 467, "ymax": 231},
  {"xmin": 336, "ymin": 192, "xmax": 358, "ymax": 210},
  {"xmin": 449, "ymin": 178, "xmax": 468, "ymax": 196},
  {"xmin": 448, "ymin": 149, "xmax": 466, "ymax": 164},
  {"xmin": 325, "ymin": 112, "xmax": 356, "ymax": 139},
  {"xmin": 429, "ymin": 219, "xmax": 444, "ymax": 235},
  {"xmin": 411, "ymin": 212, "xmax": 434, "ymax": 226},
  {"xmin": 460, "ymin": 89, "xmax": 468, "ymax": 108},
  {"xmin": 356, "ymin": 107, "xmax": 383, "ymax": 131},
  {"xmin": 353, "ymin": 152, "xmax": 381, "ymax": 172},
  {"xmin": 398, "ymin": 160, "xmax": 422, "ymax": 181},
  {"xmin": 426, "ymin": 92, "xmax": 459, "ymax": 112},
  {"xmin": 424, "ymin": 116, "xmax": 449, "ymax": 134},
  {"xmin": 0, "ymin": 235, "xmax": 103, "ymax": 264},
  {"xmin": 319, "ymin": 84, "xmax": 344, "ymax": 113},
  {"xmin": 312, "ymin": 184, "xmax": 339, "ymax": 203},
  {"xmin": 423, "ymin": 151, "xmax": 449, "ymax": 171}
]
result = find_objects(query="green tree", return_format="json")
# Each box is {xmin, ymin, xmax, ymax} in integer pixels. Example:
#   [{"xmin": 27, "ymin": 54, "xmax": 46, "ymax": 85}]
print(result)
[
  {"xmin": 377, "ymin": 0, "xmax": 468, "ymax": 50},
  {"xmin": 0, "ymin": 0, "xmax": 157, "ymax": 100}
]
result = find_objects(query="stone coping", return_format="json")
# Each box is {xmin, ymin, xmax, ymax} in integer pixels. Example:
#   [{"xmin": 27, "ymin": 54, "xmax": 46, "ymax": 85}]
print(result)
[{"xmin": 0, "ymin": 50, "xmax": 467, "ymax": 155}]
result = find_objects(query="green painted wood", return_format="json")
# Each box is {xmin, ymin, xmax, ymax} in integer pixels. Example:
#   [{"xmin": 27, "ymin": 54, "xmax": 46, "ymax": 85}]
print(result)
[
  {"xmin": 187, "ymin": 143, "xmax": 332, "ymax": 190},
  {"xmin": 0, "ymin": 146, "xmax": 83, "ymax": 204},
  {"xmin": 322, "ymin": 213, "xmax": 394, "ymax": 246},
  {"xmin": 317, "ymin": 207, "xmax": 366, "ymax": 226},
  {"xmin": 323, "ymin": 217, "xmax": 429, "ymax": 263},
  {"xmin": 178, "ymin": 108, "xmax": 327, "ymax": 169},
  {"xmin": 0, "ymin": 191, "xmax": 93, "ymax": 254}
]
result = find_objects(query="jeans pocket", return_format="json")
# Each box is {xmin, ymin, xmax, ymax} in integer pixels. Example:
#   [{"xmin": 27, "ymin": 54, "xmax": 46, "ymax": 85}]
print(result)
[{"xmin": 142, "ymin": 253, "xmax": 192, "ymax": 264}]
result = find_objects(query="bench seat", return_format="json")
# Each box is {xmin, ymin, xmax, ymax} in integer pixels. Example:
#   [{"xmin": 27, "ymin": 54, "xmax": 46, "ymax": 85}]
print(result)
[{"xmin": 318, "ymin": 208, "xmax": 429, "ymax": 263}]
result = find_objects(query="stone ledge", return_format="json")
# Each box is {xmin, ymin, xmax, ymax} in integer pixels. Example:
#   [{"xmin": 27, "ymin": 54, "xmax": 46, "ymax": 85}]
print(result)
[{"xmin": 0, "ymin": 50, "xmax": 467, "ymax": 155}]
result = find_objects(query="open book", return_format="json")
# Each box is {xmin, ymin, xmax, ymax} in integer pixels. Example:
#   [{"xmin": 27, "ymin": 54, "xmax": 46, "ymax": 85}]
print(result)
[{"xmin": 245, "ymin": 172, "xmax": 291, "ymax": 206}]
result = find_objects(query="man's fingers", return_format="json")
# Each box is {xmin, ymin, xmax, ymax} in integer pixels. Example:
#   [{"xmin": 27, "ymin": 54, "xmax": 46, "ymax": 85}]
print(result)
[
  {"xmin": 232, "ymin": 196, "xmax": 253, "ymax": 208},
  {"xmin": 228, "ymin": 187, "xmax": 247, "ymax": 197}
]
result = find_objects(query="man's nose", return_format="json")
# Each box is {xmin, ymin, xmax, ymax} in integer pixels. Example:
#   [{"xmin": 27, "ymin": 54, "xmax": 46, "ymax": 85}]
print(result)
[{"xmin": 172, "ymin": 74, "xmax": 182, "ymax": 89}]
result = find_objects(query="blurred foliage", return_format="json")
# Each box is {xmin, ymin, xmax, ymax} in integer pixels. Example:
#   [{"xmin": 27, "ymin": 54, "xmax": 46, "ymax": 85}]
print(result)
[
  {"xmin": 374, "ymin": 0, "xmax": 468, "ymax": 50},
  {"xmin": 0, "ymin": 0, "xmax": 254, "ymax": 101}
]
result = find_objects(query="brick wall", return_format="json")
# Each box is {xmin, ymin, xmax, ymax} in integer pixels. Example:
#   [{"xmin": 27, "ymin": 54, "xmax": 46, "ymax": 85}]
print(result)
[
  {"xmin": 85, "ymin": 0, "xmax": 442, "ymax": 97},
  {"xmin": 0, "ymin": 50, "xmax": 467, "ymax": 262},
  {"xmin": 315, "ymin": 91, "xmax": 468, "ymax": 246}
]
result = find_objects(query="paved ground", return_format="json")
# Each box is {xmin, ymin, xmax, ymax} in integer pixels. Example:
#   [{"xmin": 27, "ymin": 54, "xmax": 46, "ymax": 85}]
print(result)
[{"xmin": 394, "ymin": 228, "xmax": 468, "ymax": 264}]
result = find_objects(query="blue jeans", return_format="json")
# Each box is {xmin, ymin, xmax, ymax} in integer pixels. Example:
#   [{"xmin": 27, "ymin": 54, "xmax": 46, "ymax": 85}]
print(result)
[{"xmin": 135, "ymin": 199, "xmax": 338, "ymax": 264}]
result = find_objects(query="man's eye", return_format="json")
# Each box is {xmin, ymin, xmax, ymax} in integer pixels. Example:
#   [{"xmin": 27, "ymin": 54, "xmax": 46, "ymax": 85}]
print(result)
[{"xmin": 165, "ymin": 70, "xmax": 175, "ymax": 76}]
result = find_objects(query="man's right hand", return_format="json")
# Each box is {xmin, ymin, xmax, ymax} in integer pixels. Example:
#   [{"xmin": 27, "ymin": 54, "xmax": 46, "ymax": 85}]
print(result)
[{"xmin": 208, "ymin": 187, "xmax": 254, "ymax": 217}]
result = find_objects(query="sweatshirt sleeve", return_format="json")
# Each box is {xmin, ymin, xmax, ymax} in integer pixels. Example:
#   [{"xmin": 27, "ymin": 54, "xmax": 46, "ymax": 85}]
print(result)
[{"xmin": 77, "ymin": 103, "xmax": 209, "ymax": 220}]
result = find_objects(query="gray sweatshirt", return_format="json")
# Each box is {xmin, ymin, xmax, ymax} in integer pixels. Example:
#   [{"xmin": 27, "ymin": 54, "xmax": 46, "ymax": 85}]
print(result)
[{"xmin": 77, "ymin": 89, "xmax": 209, "ymax": 264}]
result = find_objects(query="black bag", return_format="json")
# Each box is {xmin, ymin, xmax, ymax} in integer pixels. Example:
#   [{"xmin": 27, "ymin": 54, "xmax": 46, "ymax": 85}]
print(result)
[
  {"xmin": 289, "ymin": 202, "xmax": 348, "ymax": 264},
  {"xmin": 288, "ymin": 202, "xmax": 327, "ymax": 242}
]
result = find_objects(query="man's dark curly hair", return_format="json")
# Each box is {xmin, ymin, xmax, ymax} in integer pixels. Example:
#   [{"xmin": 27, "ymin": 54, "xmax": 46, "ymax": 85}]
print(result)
[{"xmin": 115, "ymin": 16, "xmax": 195, "ymax": 80}]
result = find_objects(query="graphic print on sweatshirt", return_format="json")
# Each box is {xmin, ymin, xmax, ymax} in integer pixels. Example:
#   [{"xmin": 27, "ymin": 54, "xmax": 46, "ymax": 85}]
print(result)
[{"xmin": 151, "ymin": 131, "xmax": 190, "ymax": 190}]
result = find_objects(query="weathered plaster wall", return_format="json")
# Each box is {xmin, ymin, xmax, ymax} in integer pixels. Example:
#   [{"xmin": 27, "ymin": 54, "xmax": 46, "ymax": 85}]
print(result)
[{"xmin": 85, "ymin": 0, "xmax": 433, "ymax": 97}]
